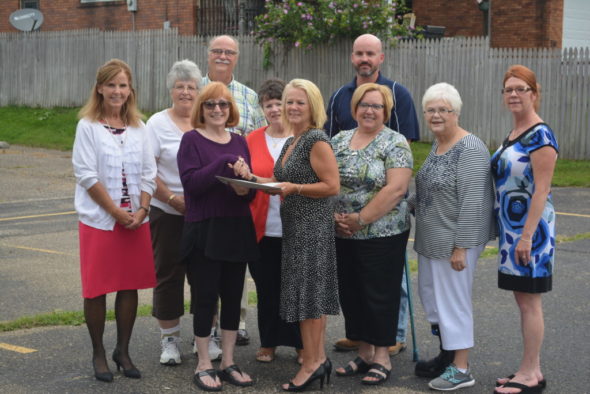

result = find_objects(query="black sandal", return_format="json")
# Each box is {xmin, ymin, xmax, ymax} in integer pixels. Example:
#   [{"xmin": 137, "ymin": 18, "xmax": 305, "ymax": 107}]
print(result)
[
  {"xmin": 493, "ymin": 381, "xmax": 543, "ymax": 394},
  {"xmin": 218, "ymin": 364, "xmax": 254, "ymax": 387},
  {"xmin": 193, "ymin": 369, "xmax": 222, "ymax": 392},
  {"xmin": 335, "ymin": 356, "xmax": 371, "ymax": 377},
  {"xmin": 361, "ymin": 363, "xmax": 391, "ymax": 386},
  {"xmin": 496, "ymin": 375, "xmax": 547, "ymax": 389}
]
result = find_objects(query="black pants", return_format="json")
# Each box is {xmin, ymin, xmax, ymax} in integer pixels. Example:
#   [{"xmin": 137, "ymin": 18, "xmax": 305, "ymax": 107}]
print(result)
[
  {"xmin": 336, "ymin": 231, "xmax": 409, "ymax": 347},
  {"xmin": 186, "ymin": 248, "xmax": 246, "ymax": 337},
  {"xmin": 149, "ymin": 206, "xmax": 186, "ymax": 321},
  {"xmin": 249, "ymin": 237, "xmax": 302, "ymax": 348}
]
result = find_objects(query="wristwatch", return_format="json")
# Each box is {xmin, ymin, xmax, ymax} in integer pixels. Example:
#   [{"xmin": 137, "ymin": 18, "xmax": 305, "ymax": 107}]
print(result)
[{"xmin": 138, "ymin": 206, "xmax": 150, "ymax": 214}]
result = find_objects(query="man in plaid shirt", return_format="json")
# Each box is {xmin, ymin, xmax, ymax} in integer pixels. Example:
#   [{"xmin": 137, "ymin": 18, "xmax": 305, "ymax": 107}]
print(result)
[{"xmin": 201, "ymin": 35, "xmax": 266, "ymax": 136}]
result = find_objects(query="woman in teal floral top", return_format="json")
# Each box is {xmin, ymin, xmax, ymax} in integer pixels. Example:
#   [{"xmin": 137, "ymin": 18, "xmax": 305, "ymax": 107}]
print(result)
[{"xmin": 332, "ymin": 83, "xmax": 413, "ymax": 386}]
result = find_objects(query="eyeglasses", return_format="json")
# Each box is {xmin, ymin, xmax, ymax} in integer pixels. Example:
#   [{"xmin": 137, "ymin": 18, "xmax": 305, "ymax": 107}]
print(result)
[
  {"xmin": 203, "ymin": 100, "xmax": 230, "ymax": 110},
  {"xmin": 173, "ymin": 85, "xmax": 197, "ymax": 93},
  {"xmin": 501, "ymin": 87, "xmax": 532, "ymax": 95},
  {"xmin": 424, "ymin": 108, "xmax": 455, "ymax": 116},
  {"xmin": 209, "ymin": 48, "xmax": 238, "ymax": 57},
  {"xmin": 358, "ymin": 102, "xmax": 384, "ymax": 110}
]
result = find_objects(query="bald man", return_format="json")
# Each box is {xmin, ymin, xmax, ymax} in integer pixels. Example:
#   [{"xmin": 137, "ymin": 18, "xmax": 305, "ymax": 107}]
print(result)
[
  {"xmin": 325, "ymin": 34, "xmax": 420, "ymax": 141},
  {"xmin": 326, "ymin": 34, "xmax": 419, "ymax": 356}
]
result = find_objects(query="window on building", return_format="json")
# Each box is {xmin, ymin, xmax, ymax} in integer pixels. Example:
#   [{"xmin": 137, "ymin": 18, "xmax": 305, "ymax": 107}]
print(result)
[
  {"xmin": 21, "ymin": 0, "xmax": 39, "ymax": 8},
  {"xmin": 80, "ymin": 0, "xmax": 120, "ymax": 3}
]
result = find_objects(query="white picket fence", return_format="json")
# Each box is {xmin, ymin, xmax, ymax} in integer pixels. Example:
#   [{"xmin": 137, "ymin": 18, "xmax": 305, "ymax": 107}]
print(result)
[{"xmin": 0, "ymin": 29, "xmax": 588, "ymax": 159}]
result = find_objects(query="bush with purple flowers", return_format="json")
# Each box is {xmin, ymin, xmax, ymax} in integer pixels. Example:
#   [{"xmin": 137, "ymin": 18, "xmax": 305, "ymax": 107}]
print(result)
[{"xmin": 255, "ymin": 0, "xmax": 419, "ymax": 65}]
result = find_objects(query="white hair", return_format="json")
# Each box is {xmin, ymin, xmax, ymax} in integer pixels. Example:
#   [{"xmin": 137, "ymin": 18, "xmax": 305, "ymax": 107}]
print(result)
[
  {"xmin": 166, "ymin": 60, "xmax": 202, "ymax": 90},
  {"xmin": 422, "ymin": 82, "xmax": 463, "ymax": 115}
]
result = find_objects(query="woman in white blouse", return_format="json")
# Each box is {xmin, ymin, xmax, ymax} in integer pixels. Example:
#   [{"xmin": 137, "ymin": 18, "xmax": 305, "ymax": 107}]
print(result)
[
  {"xmin": 73, "ymin": 59, "xmax": 157, "ymax": 382},
  {"xmin": 146, "ymin": 60, "xmax": 204, "ymax": 366}
]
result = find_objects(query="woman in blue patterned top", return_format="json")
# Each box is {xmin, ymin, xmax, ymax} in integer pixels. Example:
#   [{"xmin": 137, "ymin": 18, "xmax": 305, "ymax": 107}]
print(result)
[
  {"xmin": 492, "ymin": 65, "xmax": 558, "ymax": 394},
  {"xmin": 332, "ymin": 83, "xmax": 413, "ymax": 386}
]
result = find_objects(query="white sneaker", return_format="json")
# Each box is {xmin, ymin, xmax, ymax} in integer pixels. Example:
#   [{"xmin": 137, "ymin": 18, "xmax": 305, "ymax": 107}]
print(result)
[
  {"xmin": 160, "ymin": 336, "xmax": 181, "ymax": 365},
  {"xmin": 193, "ymin": 336, "xmax": 222, "ymax": 361}
]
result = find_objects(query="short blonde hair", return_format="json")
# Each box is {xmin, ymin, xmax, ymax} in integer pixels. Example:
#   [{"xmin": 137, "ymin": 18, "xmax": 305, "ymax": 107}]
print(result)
[
  {"xmin": 191, "ymin": 82, "xmax": 239, "ymax": 129},
  {"xmin": 350, "ymin": 83, "xmax": 394, "ymax": 123},
  {"xmin": 78, "ymin": 59, "xmax": 143, "ymax": 127},
  {"xmin": 282, "ymin": 79, "xmax": 326, "ymax": 129}
]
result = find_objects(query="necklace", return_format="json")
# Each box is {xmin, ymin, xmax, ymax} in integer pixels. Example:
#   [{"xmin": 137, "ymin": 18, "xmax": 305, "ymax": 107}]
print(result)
[{"xmin": 103, "ymin": 118, "xmax": 128, "ymax": 148}]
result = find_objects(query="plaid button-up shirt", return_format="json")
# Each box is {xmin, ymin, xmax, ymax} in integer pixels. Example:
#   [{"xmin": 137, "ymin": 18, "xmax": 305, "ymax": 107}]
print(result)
[{"xmin": 202, "ymin": 75, "xmax": 266, "ymax": 136}]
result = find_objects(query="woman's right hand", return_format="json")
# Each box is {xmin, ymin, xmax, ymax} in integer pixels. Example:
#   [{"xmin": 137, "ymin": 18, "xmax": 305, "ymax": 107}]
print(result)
[
  {"xmin": 515, "ymin": 237, "xmax": 532, "ymax": 265},
  {"xmin": 111, "ymin": 208, "xmax": 134, "ymax": 227}
]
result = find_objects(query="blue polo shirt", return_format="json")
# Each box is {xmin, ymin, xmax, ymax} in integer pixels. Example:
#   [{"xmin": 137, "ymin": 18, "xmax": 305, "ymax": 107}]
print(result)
[{"xmin": 324, "ymin": 72, "xmax": 420, "ymax": 141}]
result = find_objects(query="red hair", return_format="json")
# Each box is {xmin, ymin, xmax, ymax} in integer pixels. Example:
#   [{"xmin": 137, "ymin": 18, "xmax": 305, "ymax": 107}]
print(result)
[{"xmin": 503, "ymin": 65, "xmax": 541, "ymax": 111}]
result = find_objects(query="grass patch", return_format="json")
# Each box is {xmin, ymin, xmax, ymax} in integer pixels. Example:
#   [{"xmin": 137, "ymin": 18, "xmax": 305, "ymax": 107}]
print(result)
[
  {"xmin": 0, "ymin": 106, "xmax": 80, "ymax": 151},
  {"xmin": 0, "ymin": 106, "xmax": 154, "ymax": 151},
  {"xmin": 553, "ymin": 160, "xmax": 590, "ymax": 187},
  {"xmin": 556, "ymin": 232, "xmax": 590, "ymax": 243},
  {"xmin": 0, "ymin": 302, "xmax": 189, "ymax": 333},
  {"xmin": 248, "ymin": 291, "xmax": 258, "ymax": 306}
]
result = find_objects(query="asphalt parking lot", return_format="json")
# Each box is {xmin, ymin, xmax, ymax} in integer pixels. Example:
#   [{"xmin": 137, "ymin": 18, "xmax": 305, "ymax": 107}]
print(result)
[{"xmin": 0, "ymin": 146, "xmax": 588, "ymax": 393}]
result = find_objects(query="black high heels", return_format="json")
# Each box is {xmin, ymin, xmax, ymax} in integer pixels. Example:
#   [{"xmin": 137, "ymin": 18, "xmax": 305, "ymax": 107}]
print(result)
[
  {"xmin": 92, "ymin": 358, "xmax": 113, "ymax": 382},
  {"xmin": 323, "ymin": 358, "xmax": 332, "ymax": 385},
  {"xmin": 282, "ymin": 364, "xmax": 325, "ymax": 392},
  {"xmin": 112, "ymin": 349, "xmax": 141, "ymax": 379}
]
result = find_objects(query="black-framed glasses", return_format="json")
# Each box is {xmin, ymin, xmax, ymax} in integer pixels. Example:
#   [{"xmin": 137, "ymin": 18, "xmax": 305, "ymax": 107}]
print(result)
[
  {"xmin": 203, "ymin": 100, "xmax": 230, "ymax": 110},
  {"xmin": 424, "ymin": 108, "xmax": 455, "ymax": 116},
  {"xmin": 209, "ymin": 48, "xmax": 238, "ymax": 57},
  {"xmin": 501, "ymin": 87, "xmax": 532, "ymax": 95},
  {"xmin": 358, "ymin": 102, "xmax": 385, "ymax": 110}
]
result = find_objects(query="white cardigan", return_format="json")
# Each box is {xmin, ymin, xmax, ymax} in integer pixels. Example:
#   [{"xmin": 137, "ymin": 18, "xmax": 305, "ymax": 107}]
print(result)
[{"xmin": 73, "ymin": 118, "xmax": 157, "ymax": 231}]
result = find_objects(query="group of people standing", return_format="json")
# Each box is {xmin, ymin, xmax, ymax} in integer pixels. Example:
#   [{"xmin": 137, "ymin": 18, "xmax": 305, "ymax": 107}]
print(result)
[{"xmin": 72, "ymin": 33, "xmax": 558, "ymax": 394}]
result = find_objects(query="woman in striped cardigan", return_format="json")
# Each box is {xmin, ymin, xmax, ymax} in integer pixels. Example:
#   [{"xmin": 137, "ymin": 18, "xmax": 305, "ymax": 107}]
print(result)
[{"xmin": 410, "ymin": 83, "xmax": 496, "ymax": 391}]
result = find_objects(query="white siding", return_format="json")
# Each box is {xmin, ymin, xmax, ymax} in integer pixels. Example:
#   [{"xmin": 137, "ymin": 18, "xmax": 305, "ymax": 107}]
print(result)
[{"xmin": 563, "ymin": 0, "xmax": 590, "ymax": 48}]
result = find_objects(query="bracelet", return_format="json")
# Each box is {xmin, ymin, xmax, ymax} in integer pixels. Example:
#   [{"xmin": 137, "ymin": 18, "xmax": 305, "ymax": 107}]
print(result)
[
  {"xmin": 357, "ymin": 212, "xmax": 367, "ymax": 227},
  {"xmin": 250, "ymin": 175, "xmax": 257, "ymax": 183},
  {"xmin": 167, "ymin": 194, "xmax": 176, "ymax": 204},
  {"xmin": 520, "ymin": 237, "xmax": 532, "ymax": 243},
  {"xmin": 138, "ymin": 206, "xmax": 150, "ymax": 214},
  {"xmin": 297, "ymin": 184, "xmax": 303, "ymax": 195}
]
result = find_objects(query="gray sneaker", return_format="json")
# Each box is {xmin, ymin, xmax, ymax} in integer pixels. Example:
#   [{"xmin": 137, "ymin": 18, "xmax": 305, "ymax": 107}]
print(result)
[{"xmin": 428, "ymin": 364, "xmax": 475, "ymax": 391}]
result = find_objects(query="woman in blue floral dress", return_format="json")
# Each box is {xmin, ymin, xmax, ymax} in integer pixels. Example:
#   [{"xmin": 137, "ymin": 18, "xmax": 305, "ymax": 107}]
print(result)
[
  {"xmin": 492, "ymin": 65, "xmax": 558, "ymax": 394},
  {"xmin": 332, "ymin": 84, "xmax": 413, "ymax": 386}
]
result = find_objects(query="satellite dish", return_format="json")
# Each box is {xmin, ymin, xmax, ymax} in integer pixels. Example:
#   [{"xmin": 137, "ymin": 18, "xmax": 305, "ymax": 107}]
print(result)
[{"xmin": 9, "ymin": 8, "xmax": 44, "ymax": 32}]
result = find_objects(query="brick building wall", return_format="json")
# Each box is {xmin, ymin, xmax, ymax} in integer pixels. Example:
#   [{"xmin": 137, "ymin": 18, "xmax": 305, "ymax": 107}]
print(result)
[
  {"xmin": 491, "ymin": 0, "xmax": 563, "ymax": 48},
  {"xmin": 0, "ymin": 0, "xmax": 197, "ymax": 35},
  {"xmin": 413, "ymin": 0, "xmax": 487, "ymax": 37},
  {"xmin": 412, "ymin": 0, "xmax": 563, "ymax": 48}
]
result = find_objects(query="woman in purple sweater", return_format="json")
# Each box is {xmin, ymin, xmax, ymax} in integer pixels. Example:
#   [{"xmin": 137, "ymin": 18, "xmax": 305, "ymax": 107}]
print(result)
[{"xmin": 177, "ymin": 82, "xmax": 258, "ymax": 391}]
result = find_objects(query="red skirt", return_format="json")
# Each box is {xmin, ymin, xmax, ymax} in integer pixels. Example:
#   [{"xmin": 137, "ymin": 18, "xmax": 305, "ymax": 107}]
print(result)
[{"xmin": 79, "ymin": 221, "xmax": 156, "ymax": 299}]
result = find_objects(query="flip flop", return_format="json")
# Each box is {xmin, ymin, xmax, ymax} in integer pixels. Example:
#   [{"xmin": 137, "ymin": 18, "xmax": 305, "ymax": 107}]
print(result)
[
  {"xmin": 496, "ymin": 375, "xmax": 547, "ymax": 388},
  {"xmin": 361, "ymin": 363, "xmax": 391, "ymax": 386},
  {"xmin": 493, "ymin": 381, "xmax": 543, "ymax": 394},
  {"xmin": 218, "ymin": 364, "xmax": 254, "ymax": 387},
  {"xmin": 193, "ymin": 369, "xmax": 222, "ymax": 392},
  {"xmin": 335, "ymin": 356, "xmax": 371, "ymax": 377}
]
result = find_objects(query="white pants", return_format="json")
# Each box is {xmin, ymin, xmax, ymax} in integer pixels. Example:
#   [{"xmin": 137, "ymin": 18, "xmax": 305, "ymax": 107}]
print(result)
[{"xmin": 417, "ymin": 244, "xmax": 484, "ymax": 351}]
